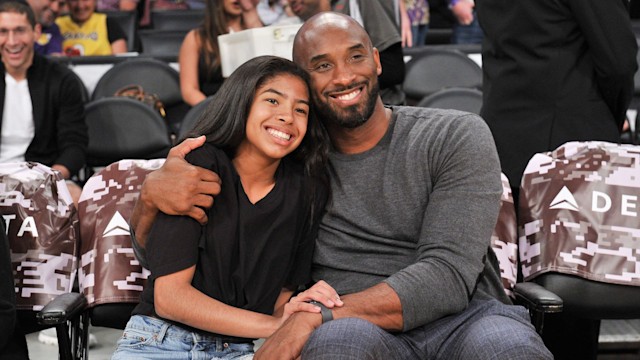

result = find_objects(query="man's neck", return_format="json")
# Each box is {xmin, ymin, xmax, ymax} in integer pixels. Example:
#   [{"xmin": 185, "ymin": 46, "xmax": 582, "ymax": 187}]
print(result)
[{"xmin": 328, "ymin": 101, "xmax": 391, "ymax": 155}]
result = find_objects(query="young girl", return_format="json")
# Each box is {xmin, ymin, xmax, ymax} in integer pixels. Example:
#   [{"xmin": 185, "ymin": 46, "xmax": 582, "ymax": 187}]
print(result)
[
  {"xmin": 112, "ymin": 56, "xmax": 338, "ymax": 359},
  {"xmin": 179, "ymin": 0, "xmax": 262, "ymax": 106}
]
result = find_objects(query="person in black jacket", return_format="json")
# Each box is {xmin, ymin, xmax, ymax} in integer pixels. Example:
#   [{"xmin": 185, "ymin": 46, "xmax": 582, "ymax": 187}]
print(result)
[
  {"xmin": 476, "ymin": 1, "xmax": 638, "ymax": 359},
  {"xmin": 0, "ymin": 0, "xmax": 88, "ymax": 203},
  {"xmin": 477, "ymin": 0, "xmax": 637, "ymax": 201},
  {"xmin": 0, "ymin": 220, "xmax": 29, "ymax": 360}
]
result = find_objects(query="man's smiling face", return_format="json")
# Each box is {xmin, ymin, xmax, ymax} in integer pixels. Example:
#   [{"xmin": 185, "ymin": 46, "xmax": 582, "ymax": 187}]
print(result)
[
  {"xmin": 293, "ymin": 13, "xmax": 382, "ymax": 129},
  {"xmin": 0, "ymin": 11, "xmax": 39, "ymax": 79}
]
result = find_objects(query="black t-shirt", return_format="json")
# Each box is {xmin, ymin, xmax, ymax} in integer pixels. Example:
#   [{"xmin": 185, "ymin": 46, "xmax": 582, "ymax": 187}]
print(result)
[
  {"xmin": 106, "ymin": 17, "xmax": 127, "ymax": 43},
  {"xmin": 197, "ymin": 37, "xmax": 224, "ymax": 96},
  {"xmin": 133, "ymin": 144, "xmax": 315, "ymax": 339}
]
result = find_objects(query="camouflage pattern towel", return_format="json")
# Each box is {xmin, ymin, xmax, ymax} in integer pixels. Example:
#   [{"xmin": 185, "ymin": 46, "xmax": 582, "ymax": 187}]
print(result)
[
  {"xmin": 519, "ymin": 141, "xmax": 640, "ymax": 286},
  {"xmin": 0, "ymin": 162, "xmax": 79, "ymax": 311},
  {"xmin": 78, "ymin": 159, "xmax": 164, "ymax": 306},
  {"xmin": 492, "ymin": 173, "xmax": 518, "ymax": 297}
]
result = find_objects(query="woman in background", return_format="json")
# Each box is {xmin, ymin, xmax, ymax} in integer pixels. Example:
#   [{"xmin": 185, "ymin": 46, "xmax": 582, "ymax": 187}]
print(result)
[{"xmin": 179, "ymin": 0, "xmax": 262, "ymax": 106}]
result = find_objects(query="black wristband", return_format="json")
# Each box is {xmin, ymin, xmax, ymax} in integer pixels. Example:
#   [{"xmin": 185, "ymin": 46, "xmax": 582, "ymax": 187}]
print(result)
[{"xmin": 309, "ymin": 300, "xmax": 333, "ymax": 323}]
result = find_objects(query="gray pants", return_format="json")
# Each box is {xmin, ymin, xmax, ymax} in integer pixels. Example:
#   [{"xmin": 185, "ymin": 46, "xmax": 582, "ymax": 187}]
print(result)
[{"xmin": 301, "ymin": 297, "xmax": 552, "ymax": 360}]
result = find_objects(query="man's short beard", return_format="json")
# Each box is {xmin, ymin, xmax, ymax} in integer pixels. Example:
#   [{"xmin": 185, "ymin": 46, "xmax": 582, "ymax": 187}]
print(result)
[{"xmin": 315, "ymin": 81, "xmax": 379, "ymax": 129}]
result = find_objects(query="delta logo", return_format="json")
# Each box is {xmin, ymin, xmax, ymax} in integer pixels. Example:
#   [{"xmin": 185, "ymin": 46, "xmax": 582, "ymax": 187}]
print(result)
[
  {"xmin": 548, "ymin": 186, "xmax": 639, "ymax": 217},
  {"xmin": 2, "ymin": 211, "xmax": 132, "ymax": 239},
  {"xmin": 103, "ymin": 211, "xmax": 130, "ymax": 237}
]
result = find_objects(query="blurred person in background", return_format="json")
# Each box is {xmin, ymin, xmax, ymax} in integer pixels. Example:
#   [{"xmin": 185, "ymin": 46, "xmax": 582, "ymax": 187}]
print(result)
[
  {"xmin": 96, "ymin": 0, "xmax": 138, "ymax": 12},
  {"xmin": 55, "ymin": 0, "xmax": 127, "ymax": 55},
  {"xmin": 26, "ymin": 0, "xmax": 63, "ymax": 55},
  {"xmin": 0, "ymin": 0, "xmax": 87, "ymax": 201},
  {"xmin": 449, "ymin": 0, "xmax": 481, "ymax": 44},
  {"xmin": 0, "ymin": 219, "xmax": 28, "ymax": 359},
  {"xmin": 257, "ymin": 0, "xmax": 299, "ymax": 25},
  {"xmin": 477, "ymin": 0, "xmax": 637, "ymax": 357},
  {"xmin": 179, "ymin": 0, "xmax": 261, "ymax": 106},
  {"xmin": 401, "ymin": 0, "xmax": 428, "ymax": 47}
]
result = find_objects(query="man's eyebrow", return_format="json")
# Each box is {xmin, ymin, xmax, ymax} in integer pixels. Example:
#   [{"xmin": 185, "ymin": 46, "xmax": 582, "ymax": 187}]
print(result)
[
  {"xmin": 0, "ymin": 26, "xmax": 25, "ymax": 31},
  {"xmin": 309, "ymin": 53, "xmax": 328, "ymax": 64},
  {"xmin": 261, "ymin": 88, "xmax": 309, "ymax": 105},
  {"xmin": 308, "ymin": 43, "xmax": 367, "ymax": 64}
]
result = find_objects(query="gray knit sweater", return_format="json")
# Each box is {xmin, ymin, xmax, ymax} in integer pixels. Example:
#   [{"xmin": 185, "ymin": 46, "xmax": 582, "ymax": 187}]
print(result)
[{"xmin": 312, "ymin": 106, "xmax": 510, "ymax": 331}]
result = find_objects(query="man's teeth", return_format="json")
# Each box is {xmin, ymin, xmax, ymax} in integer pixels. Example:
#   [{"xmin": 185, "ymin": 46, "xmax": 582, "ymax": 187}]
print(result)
[
  {"xmin": 268, "ymin": 128, "xmax": 291, "ymax": 141},
  {"xmin": 337, "ymin": 89, "xmax": 359, "ymax": 101}
]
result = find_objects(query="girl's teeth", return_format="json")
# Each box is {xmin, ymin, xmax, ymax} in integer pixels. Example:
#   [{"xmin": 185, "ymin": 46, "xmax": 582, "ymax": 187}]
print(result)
[{"xmin": 267, "ymin": 128, "xmax": 291, "ymax": 140}]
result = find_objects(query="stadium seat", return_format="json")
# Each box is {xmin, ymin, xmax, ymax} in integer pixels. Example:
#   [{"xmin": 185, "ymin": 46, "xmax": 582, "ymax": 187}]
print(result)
[
  {"xmin": 0, "ymin": 162, "xmax": 86, "ymax": 360},
  {"xmin": 492, "ymin": 173, "xmax": 563, "ymax": 334},
  {"xmin": 178, "ymin": 95, "xmax": 214, "ymax": 140},
  {"xmin": 84, "ymin": 97, "xmax": 172, "ymax": 168},
  {"xmin": 519, "ymin": 141, "xmax": 640, "ymax": 339},
  {"xmin": 91, "ymin": 57, "xmax": 187, "ymax": 136},
  {"xmin": 403, "ymin": 48, "xmax": 482, "ymax": 105},
  {"xmin": 416, "ymin": 87, "xmax": 483, "ymax": 114},
  {"xmin": 138, "ymin": 29, "xmax": 187, "ymax": 57},
  {"xmin": 104, "ymin": 11, "xmax": 138, "ymax": 52},
  {"xmin": 150, "ymin": 9, "xmax": 204, "ymax": 31},
  {"xmin": 76, "ymin": 159, "xmax": 165, "ymax": 359}
]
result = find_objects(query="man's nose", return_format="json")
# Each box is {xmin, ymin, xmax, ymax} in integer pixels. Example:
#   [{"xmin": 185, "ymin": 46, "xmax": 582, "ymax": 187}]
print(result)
[
  {"xmin": 7, "ymin": 31, "xmax": 17, "ymax": 44},
  {"xmin": 332, "ymin": 63, "xmax": 356, "ymax": 86}
]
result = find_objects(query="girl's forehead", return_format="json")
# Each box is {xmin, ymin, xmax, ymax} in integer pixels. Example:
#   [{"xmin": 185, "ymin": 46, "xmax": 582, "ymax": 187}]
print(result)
[{"xmin": 257, "ymin": 74, "xmax": 309, "ymax": 95}]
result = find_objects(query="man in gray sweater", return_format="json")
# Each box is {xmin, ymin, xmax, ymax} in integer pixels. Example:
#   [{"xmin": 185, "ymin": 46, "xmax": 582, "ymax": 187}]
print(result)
[{"xmin": 131, "ymin": 12, "xmax": 551, "ymax": 359}]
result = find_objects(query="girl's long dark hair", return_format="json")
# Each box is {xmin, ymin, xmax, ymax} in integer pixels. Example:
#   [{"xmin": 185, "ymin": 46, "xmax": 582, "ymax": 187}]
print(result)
[{"xmin": 186, "ymin": 55, "xmax": 330, "ymax": 229}]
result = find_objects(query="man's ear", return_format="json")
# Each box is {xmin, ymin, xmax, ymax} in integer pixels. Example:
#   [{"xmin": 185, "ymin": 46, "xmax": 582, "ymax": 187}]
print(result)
[
  {"xmin": 34, "ymin": 23, "xmax": 42, "ymax": 39},
  {"xmin": 372, "ymin": 47, "xmax": 382, "ymax": 76}
]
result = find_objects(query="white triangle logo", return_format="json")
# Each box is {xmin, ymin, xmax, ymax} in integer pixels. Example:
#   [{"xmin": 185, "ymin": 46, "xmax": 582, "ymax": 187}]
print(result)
[
  {"xmin": 549, "ymin": 186, "xmax": 579, "ymax": 211},
  {"xmin": 103, "ymin": 211, "xmax": 131, "ymax": 237}
]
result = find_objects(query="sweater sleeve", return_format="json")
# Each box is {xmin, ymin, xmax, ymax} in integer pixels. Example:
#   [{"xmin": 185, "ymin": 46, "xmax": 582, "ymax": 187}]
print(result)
[
  {"xmin": 383, "ymin": 113, "xmax": 503, "ymax": 331},
  {"xmin": 53, "ymin": 69, "xmax": 88, "ymax": 176}
]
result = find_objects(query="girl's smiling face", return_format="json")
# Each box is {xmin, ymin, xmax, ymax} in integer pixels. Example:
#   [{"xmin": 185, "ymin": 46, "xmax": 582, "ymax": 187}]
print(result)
[{"xmin": 237, "ymin": 73, "xmax": 310, "ymax": 162}]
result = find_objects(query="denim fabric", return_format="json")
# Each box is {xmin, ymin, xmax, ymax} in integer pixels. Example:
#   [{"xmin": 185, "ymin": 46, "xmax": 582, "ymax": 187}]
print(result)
[
  {"xmin": 111, "ymin": 315, "xmax": 254, "ymax": 360},
  {"xmin": 302, "ymin": 297, "xmax": 552, "ymax": 360},
  {"xmin": 451, "ymin": 13, "xmax": 484, "ymax": 44},
  {"xmin": 411, "ymin": 24, "xmax": 429, "ymax": 47}
]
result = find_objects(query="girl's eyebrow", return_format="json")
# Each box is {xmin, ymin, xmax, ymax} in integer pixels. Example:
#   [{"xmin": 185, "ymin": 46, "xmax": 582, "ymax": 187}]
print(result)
[{"xmin": 261, "ymin": 88, "xmax": 310, "ymax": 106}]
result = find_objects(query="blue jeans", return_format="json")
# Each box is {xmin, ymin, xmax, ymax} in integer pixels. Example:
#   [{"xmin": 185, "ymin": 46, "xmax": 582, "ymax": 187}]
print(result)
[
  {"xmin": 301, "ymin": 297, "xmax": 552, "ymax": 360},
  {"xmin": 412, "ymin": 24, "xmax": 429, "ymax": 47},
  {"xmin": 452, "ymin": 13, "xmax": 484, "ymax": 44},
  {"xmin": 111, "ymin": 315, "xmax": 254, "ymax": 360}
]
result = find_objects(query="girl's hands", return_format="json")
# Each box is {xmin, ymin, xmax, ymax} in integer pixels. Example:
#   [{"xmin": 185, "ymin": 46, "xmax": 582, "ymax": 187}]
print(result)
[{"xmin": 278, "ymin": 281, "xmax": 343, "ymax": 325}]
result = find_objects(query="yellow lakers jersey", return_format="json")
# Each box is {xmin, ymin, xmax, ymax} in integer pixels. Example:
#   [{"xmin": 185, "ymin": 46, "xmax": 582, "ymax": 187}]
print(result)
[{"xmin": 56, "ymin": 13, "xmax": 112, "ymax": 56}]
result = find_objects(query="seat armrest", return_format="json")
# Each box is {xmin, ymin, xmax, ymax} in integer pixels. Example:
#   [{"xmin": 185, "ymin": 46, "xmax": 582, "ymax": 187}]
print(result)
[
  {"xmin": 514, "ymin": 282, "xmax": 563, "ymax": 314},
  {"xmin": 36, "ymin": 293, "xmax": 87, "ymax": 326},
  {"xmin": 514, "ymin": 282, "xmax": 563, "ymax": 335}
]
